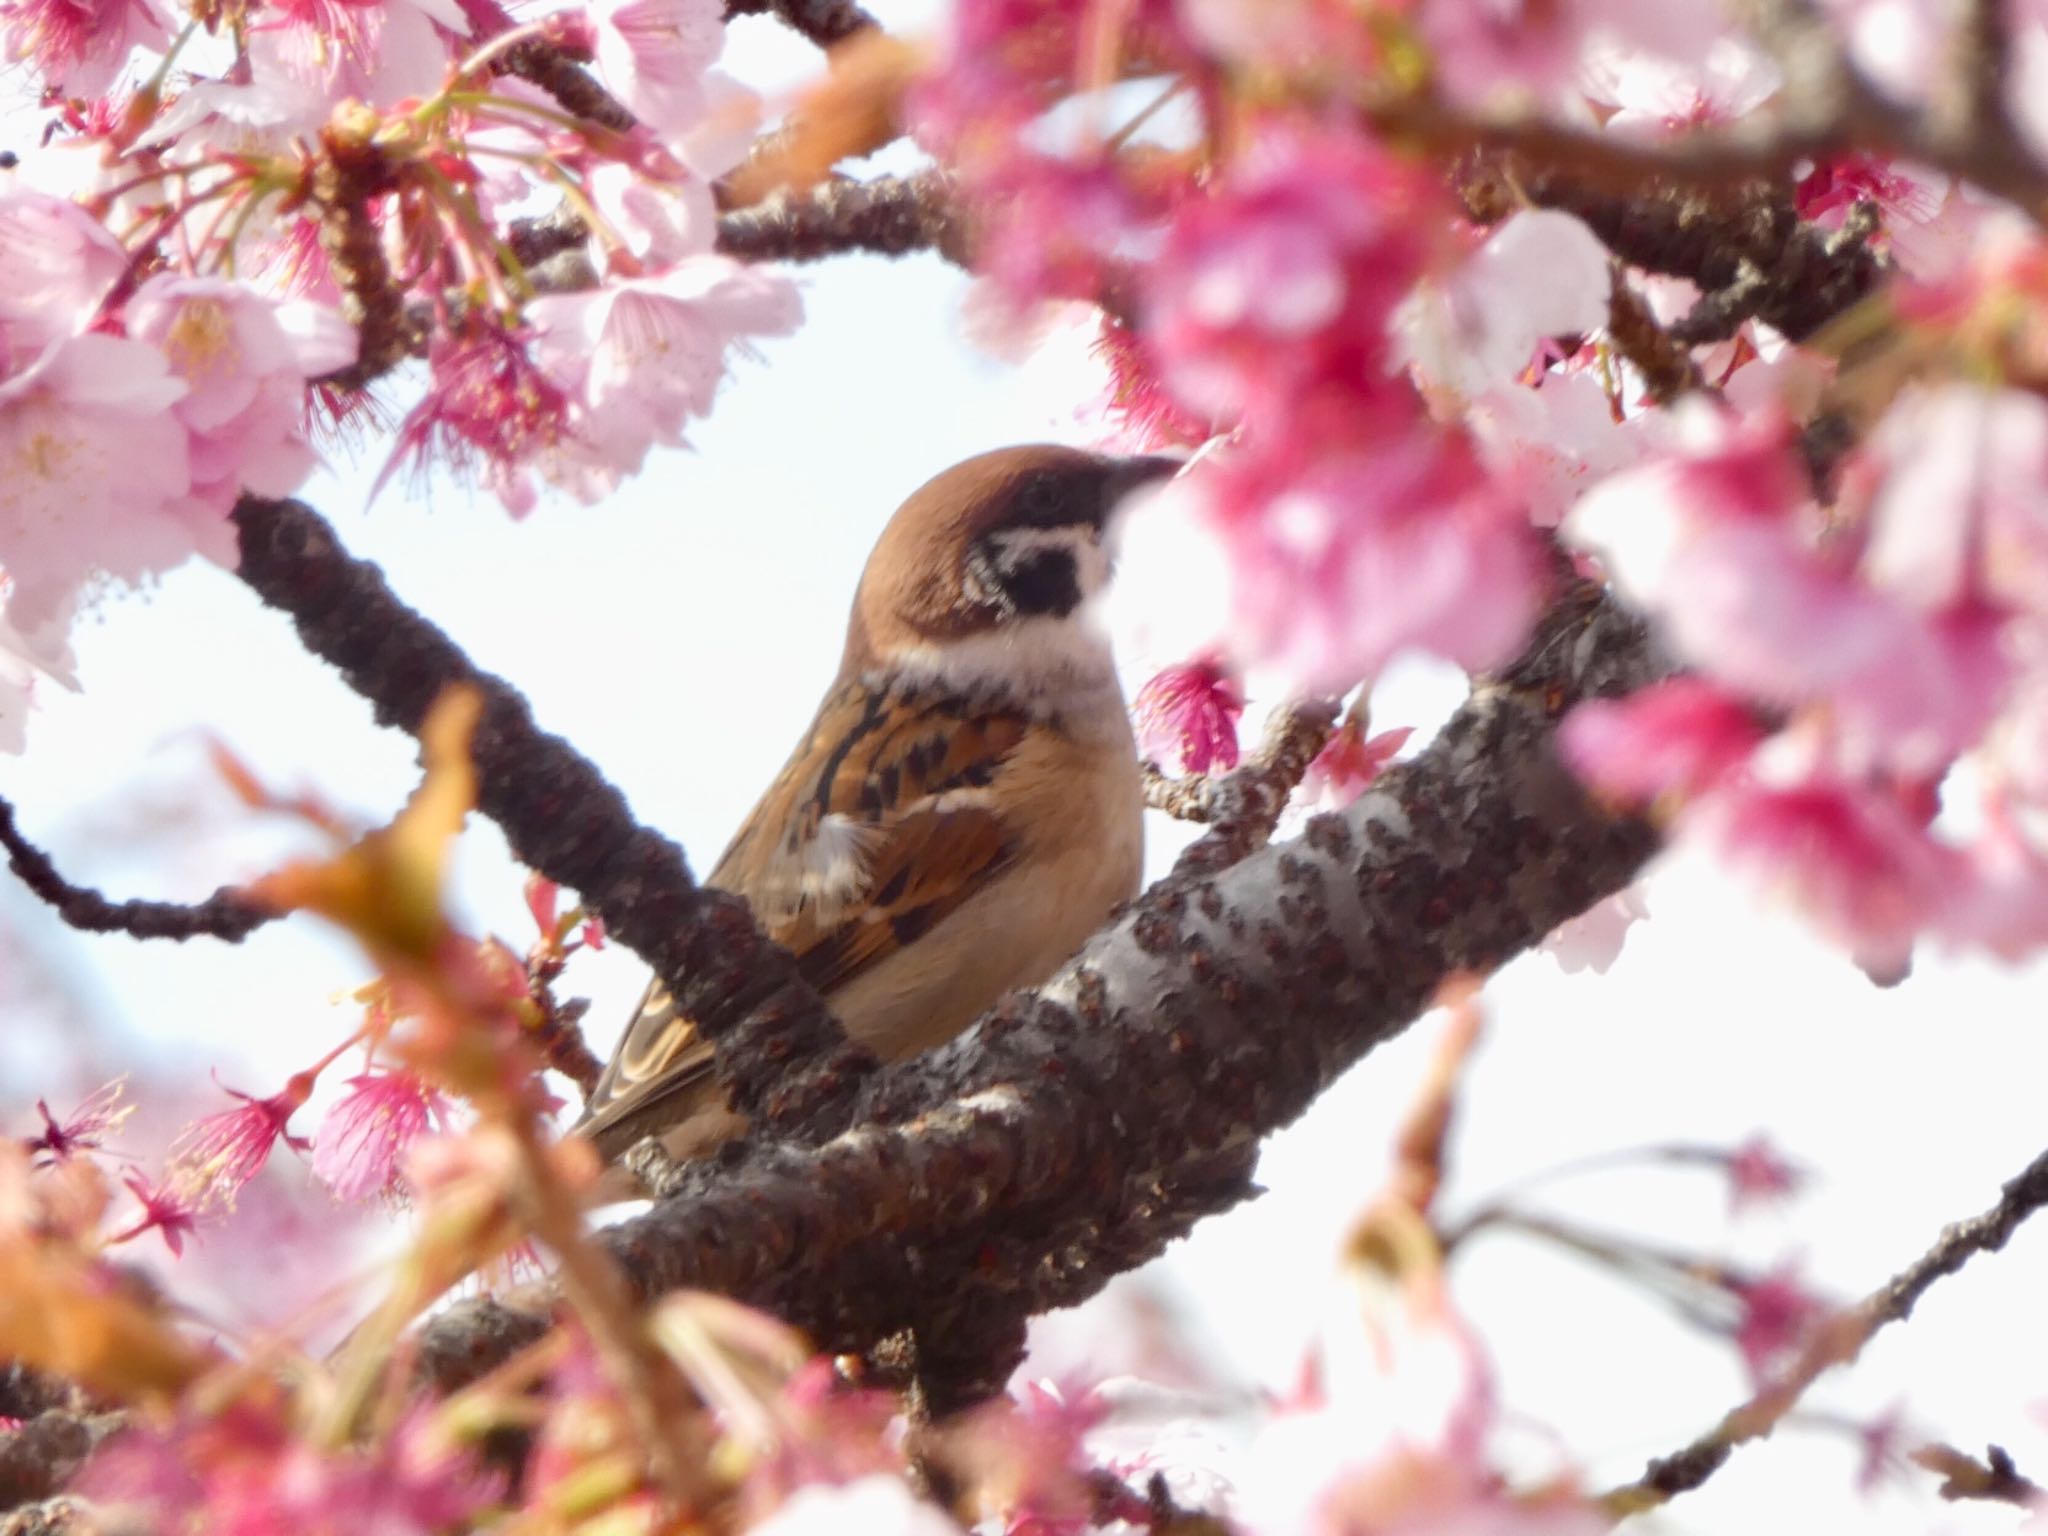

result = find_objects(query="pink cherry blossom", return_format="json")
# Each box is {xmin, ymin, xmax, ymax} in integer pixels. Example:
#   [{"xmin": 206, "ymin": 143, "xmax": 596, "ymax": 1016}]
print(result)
[
  {"xmin": 1181, "ymin": 410, "xmax": 1542, "ymax": 692},
  {"xmin": 109, "ymin": 1170, "xmax": 201, "ymax": 1257},
  {"xmin": 586, "ymin": 0, "xmax": 726, "ymax": 141},
  {"xmin": 381, "ymin": 319, "xmax": 577, "ymax": 516},
  {"xmin": 166, "ymin": 1072, "xmax": 318, "ymax": 1210},
  {"xmin": 311, "ymin": 1070, "xmax": 455, "ymax": 1204},
  {"xmin": 0, "ymin": 0, "xmax": 171, "ymax": 97},
  {"xmin": 1146, "ymin": 124, "xmax": 1442, "ymax": 421},
  {"xmin": 1562, "ymin": 678, "xmax": 1766, "ymax": 804},
  {"xmin": 249, "ymin": 0, "xmax": 469, "ymax": 110},
  {"xmin": 1725, "ymin": 1133, "xmax": 1806, "ymax": 1216},
  {"xmin": 529, "ymin": 257, "xmax": 801, "ymax": 480},
  {"xmin": 1728, "ymin": 1264, "xmax": 1824, "ymax": 1383},
  {"xmin": 0, "ymin": 189, "xmax": 128, "ymax": 369},
  {"xmin": 1300, "ymin": 722, "xmax": 1411, "ymax": 810},
  {"xmin": 1691, "ymin": 765, "xmax": 1960, "ymax": 983},
  {"xmin": 0, "ymin": 331, "xmax": 194, "ymax": 635},
  {"xmin": 126, "ymin": 275, "xmax": 354, "ymax": 518},
  {"xmin": 24, "ymin": 1077, "xmax": 131, "ymax": 1164},
  {"xmin": 1132, "ymin": 659, "xmax": 1243, "ymax": 774}
]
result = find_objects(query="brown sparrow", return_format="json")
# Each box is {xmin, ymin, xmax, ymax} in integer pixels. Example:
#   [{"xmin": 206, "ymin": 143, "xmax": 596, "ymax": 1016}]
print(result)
[{"xmin": 576, "ymin": 445, "xmax": 1181, "ymax": 1168}]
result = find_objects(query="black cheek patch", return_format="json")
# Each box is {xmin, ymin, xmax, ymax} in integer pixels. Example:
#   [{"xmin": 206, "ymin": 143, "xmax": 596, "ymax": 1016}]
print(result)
[{"xmin": 993, "ymin": 547, "xmax": 1082, "ymax": 617}]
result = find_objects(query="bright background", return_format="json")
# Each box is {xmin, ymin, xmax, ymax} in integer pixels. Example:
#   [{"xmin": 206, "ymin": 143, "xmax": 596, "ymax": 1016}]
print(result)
[{"xmin": 6, "ymin": 7, "xmax": 2048, "ymax": 1531}]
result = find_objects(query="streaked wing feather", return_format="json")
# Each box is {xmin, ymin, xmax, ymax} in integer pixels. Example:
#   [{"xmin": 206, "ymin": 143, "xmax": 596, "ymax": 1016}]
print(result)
[{"xmin": 577, "ymin": 679, "xmax": 1030, "ymax": 1149}]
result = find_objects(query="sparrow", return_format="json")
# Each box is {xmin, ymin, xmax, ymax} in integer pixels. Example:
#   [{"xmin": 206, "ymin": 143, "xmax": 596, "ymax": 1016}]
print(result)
[{"xmin": 577, "ymin": 444, "xmax": 1182, "ymax": 1170}]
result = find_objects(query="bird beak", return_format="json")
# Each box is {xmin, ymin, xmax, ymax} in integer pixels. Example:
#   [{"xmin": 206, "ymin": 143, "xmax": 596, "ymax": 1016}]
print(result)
[{"xmin": 1102, "ymin": 454, "xmax": 1185, "ymax": 513}]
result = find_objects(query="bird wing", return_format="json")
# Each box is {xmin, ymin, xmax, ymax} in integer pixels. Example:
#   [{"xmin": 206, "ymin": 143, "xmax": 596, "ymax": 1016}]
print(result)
[{"xmin": 576, "ymin": 679, "xmax": 1031, "ymax": 1155}]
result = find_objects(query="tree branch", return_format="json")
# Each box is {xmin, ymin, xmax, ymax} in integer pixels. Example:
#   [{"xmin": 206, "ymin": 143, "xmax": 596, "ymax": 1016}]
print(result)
[
  {"xmin": 227, "ymin": 496, "xmax": 877, "ymax": 1146},
  {"xmin": 1604, "ymin": 1139, "xmax": 2048, "ymax": 1518},
  {"xmin": 419, "ymin": 578, "xmax": 1664, "ymax": 1407},
  {"xmin": 0, "ymin": 795, "xmax": 275, "ymax": 942},
  {"xmin": 722, "ymin": 0, "xmax": 877, "ymax": 48}
]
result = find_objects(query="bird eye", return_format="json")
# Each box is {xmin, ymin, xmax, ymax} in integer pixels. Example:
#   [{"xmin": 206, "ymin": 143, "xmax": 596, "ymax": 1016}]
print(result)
[{"xmin": 1018, "ymin": 474, "xmax": 1066, "ymax": 523}]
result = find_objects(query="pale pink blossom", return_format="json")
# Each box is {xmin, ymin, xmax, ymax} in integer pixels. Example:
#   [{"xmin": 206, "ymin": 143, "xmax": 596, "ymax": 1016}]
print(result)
[
  {"xmin": 0, "ymin": 0, "xmax": 171, "ymax": 96},
  {"xmin": 127, "ymin": 276, "xmax": 354, "ymax": 518},
  {"xmin": 249, "ymin": 0, "xmax": 468, "ymax": 110},
  {"xmin": 586, "ymin": 0, "xmax": 727, "ymax": 140},
  {"xmin": 1586, "ymin": 33, "xmax": 1781, "ymax": 133},
  {"xmin": 586, "ymin": 159, "xmax": 718, "ymax": 264},
  {"xmin": 529, "ymin": 257, "xmax": 801, "ymax": 480},
  {"xmin": 1542, "ymin": 886, "xmax": 1651, "ymax": 975},
  {"xmin": 311, "ymin": 1070, "xmax": 455, "ymax": 1204},
  {"xmin": 1132, "ymin": 659, "xmax": 1243, "ymax": 774},
  {"xmin": 0, "ymin": 188, "xmax": 128, "ymax": 368},
  {"xmin": 380, "ymin": 320, "xmax": 575, "ymax": 516},
  {"xmin": 0, "ymin": 590, "xmax": 76, "ymax": 754},
  {"xmin": 0, "ymin": 331, "xmax": 194, "ymax": 634}
]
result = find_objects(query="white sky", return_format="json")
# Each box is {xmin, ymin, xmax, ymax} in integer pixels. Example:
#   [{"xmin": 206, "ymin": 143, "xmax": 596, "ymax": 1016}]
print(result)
[{"xmin": 5, "ymin": 7, "xmax": 2048, "ymax": 1534}]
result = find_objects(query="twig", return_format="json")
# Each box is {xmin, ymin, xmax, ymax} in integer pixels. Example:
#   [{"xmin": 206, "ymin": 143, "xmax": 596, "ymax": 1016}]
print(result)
[
  {"xmin": 0, "ymin": 795, "xmax": 274, "ymax": 942},
  {"xmin": 1168, "ymin": 700, "xmax": 1341, "ymax": 878},
  {"xmin": 1603, "ymin": 1140, "xmax": 2048, "ymax": 1517},
  {"xmin": 227, "ymin": 496, "xmax": 876, "ymax": 1148},
  {"xmin": 1911, "ymin": 1441, "xmax": 2043, "ymax": 1507},
  {"xmin": 1140, "ymin": 763, "xmax": 1216, "ymax": 823},
  {"xmin": 1605, "ymin": 266, "xmax": 1706, "ymax": 405},
  {"xmin": 495, "ymin": 37, "xmax": 636, "ymax": 135},
  {"xmin": 722, "ymin": 0, "xmax": 877, "ymax": 48},
  {"xmin": 716, "ymin": 171, "xmax": 973, "ymax": 267}
]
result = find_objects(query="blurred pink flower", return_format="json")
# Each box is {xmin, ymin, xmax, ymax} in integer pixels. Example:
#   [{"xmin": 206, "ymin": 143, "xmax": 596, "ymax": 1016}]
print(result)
[
  {"xmin": 311, "ymin": 1070, "xmax": 454, "ymax": 1205},
  {"xmin": 1133, "ymin": 659, "xmax": 1243, "ymax": 774},
  {"xmin": 586, "ymin": 0, "xmax": 726, "ymax": 139},
  {"xmin": 1725, "ymin": 1133, "xmax": 1806, "ymax": 1216},
  {"xmin": 1183, "ymin": 412, "xmax": 1541, "ymax": 691},
  {"xmin": 1300, "ymin": 722, "xmax": 1411, "ymax": 809},
  {"xmin": 167, "ymin": 1071, "xmax": 317, "ymax": 1210},
  {"xmin": 1562, "ymin": 679, "xmax": 1766, "ymax": 805},
  {"xmin": 0, "ymin": 189, "xmax": 128, "ymax": 366},
  {"xmin": 0, "ymin": 0, "xmax": 171, "ymax": 95},
  {"xmin": 1542, "ymin": 887, "xmax": 1650, "ymax": 975},
  {"xmin": 25, "ymin": 1077, "xmax": 131, "ymax": 1164},
  {"xmin": 1729, "ymin": 1264, "xmax": 1823, "ymax": 1383},
  {"xmin": 1147, "ymin": 124, "xmax": 1440, "ymax": 421},
  {"xmin": 110, "ymin": 1170, "xmax": 200, "ymax": 1257},
  {"xmin": 251, "ymin": 0, "xmax": 468, "ymax": 109},
  {"xmin": 1695, "ymin": 769, "xmax": 1959, "ymax": 984}
]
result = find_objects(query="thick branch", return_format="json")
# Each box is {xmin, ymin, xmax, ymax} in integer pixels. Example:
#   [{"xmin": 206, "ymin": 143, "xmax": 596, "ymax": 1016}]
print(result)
[
  {"xmin": 423, "ymin": 580, "xmax": 1664, "ymax": 1402},
  {"xmin": 1605, "ymin": 1139, "xmax": 2048, "ymax": 1517},
  {"xmin": 227, "ymin": 496, "xmax": 876, "ymax": 1142},
  {"xmin": 716, "ymin": 172, "xmax": 972, "ymax": 267},
  {"xmin": 0, "ymin": 795, "xmax": 274, "ymax": 942}
]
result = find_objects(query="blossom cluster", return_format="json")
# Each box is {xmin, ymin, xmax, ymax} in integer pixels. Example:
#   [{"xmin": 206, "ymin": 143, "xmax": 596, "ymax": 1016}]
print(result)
[
  {"xmin": 0, "ymin": 0, "xmax": 801, "ymax": 748},
  {"xmin": 918, "ymin": 1, "xmax": 2048, "ymax": 967}
]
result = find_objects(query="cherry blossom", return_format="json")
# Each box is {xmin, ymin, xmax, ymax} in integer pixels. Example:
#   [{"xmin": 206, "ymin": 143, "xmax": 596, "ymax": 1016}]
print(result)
[
  {"xmin": 24, "ymin": 1078, "xmax": 131, "ymax": 1165},
  {"xmin": 0, "ymin": 188, "xmax": 129, "ymax": 367},
  {"xmin": 1725, "ymin": 1134, "xmax": 1807, "ymax": 1216},
  {"xmin": 249, "ymin": 0, "xmax": 469, "ymax": 112},
  {"xmin": 109, "ymin": 1170, "xmax": 201, "ymax": 1257},
  {"xmin": 585, "ymin": 0, "xmax": 728, "ymax": 141},
  {"xmin": 311, "ymin": 1070, "xmax": 456, "ymax": 1204},
  {"xmin": 1299, "ymin": 721, "xmax": 1411, "ymax": 810},
  {"xmin": 0, "ymin": 0, "xmax": 171, "ymax": 97},
  {"xmin": 747, "ymin": 1474, "xmax": 963, "ymax": 1536},
  {"xmin": 1728, "ymin": 1264, "xmax": 1824, "ymax": 1383},
  {"xmin": 1132, "ymin": 658, "xmax": 1242, "ymax": 774},
  {"xmin": 166, "ymin": 1073, "xmax": 319, "ymax": 1210},
  {"xmin": 528, "ymin": 256, "xmax": 802, "ymax": 481}
]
